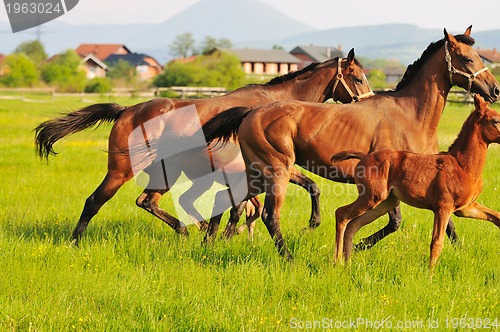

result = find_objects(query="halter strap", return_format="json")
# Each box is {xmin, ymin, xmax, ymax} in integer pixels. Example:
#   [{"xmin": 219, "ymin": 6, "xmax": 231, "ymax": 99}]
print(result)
[
  {"xmin": 332, "ymin": 58, "xmax": 374, "ymax": 103},
  {"xmin": 444, "ymin": 41, "xmax": 490, "ymax": 92}
]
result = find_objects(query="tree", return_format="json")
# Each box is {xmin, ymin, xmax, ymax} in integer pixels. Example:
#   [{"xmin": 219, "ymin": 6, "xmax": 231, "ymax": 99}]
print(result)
[
  {"xmin": 0, "ymin": 53, "xmax": 39, "ymax": 87},
  {"xmin": 199, "ymin": 36, "xmax": 233, "ymax": 55},
  {"xmin": 366, "ymin": 68, "xmax": 387, "ymax": 89},
  {"xmin": 153, "ymin": 51, "xmax": 245, "ymax": 90},
  {"xmin": 14, "ymin": 40, "xmax": 47, "ymax": 65},
  {"xmin": 106, "ymin": 59, "xmax": 136, "ymax": 83},
  {"xmin": 272, "ymin": 44, "xmax": 284, "ymax": 50},
  {"xmin": 170, "ymin": 32, "xmax": 196, "ymax": 58},
  {"xmin": 41, "ymin": 49, "xmax": 87, "ymax": 92}
]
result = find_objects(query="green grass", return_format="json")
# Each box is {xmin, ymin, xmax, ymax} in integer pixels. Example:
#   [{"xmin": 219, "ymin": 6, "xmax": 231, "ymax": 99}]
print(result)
[{"xmin": 1, "ymin": 95, "xmax": 500, "ymax": 331}]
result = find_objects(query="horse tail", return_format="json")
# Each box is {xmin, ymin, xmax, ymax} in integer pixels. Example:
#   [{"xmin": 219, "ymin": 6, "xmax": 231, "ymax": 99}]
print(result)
[
  {"xmin": 202, "ymin": 106, "xmax": 252, "ymax": 147},
  {"xmin": 330, "ymin": 151, "xmax": 367, "ymax": 164},
  {"xmin": 34, "ymin": 103, "xmax": 126, "ymax": 159}
]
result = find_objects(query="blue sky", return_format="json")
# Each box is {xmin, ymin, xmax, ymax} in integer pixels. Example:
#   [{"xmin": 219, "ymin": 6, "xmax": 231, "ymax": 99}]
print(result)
[{"xmin": 1, "ymin": 0, "xmax": 499, "ymax": 32}]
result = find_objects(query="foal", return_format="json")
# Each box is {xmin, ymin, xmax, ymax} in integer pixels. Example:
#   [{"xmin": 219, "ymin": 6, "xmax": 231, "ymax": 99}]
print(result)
[{"xmin": 332, "ymin": 95, "xmax": 500, "ymax": 271}]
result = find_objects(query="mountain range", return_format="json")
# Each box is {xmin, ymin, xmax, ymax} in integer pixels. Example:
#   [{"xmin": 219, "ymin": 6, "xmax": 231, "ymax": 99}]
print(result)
[{"xmin": 1, "ymin": 0, "xmax": 499, "ymax": 65}]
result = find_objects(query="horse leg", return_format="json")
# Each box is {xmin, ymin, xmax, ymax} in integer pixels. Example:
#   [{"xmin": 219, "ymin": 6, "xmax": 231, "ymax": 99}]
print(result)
[
  {"xmin": 178, "ymin": 176, "xmax": 216, "ymax": 231},
  {"xmin": 289, "ymin": 168, "xmax": 321, "ymax": 229},
  {"xmin": 342, "ymin": 195, "xmax": 399, "ymax": 262},
  {"xmin": 354, "ymin": 205, "xmax": 402, "ymax": 251},
  {"xmin": 136, "ymin": 189, "xmax": 187, "ymax": 235},
  {"xmin": 445, "ymin": 218, "xmax": 458, "ymax": 243},
  {"xmin": 356, "ymin": 207, "xmax": 459, "ymax": 251},
  {"xmin": 203, "ymin": 188, "xmax": 236, "ymax": 242},
  {"xmin": 262, "ymin": 176, "xmax": 292, "ymax": 260},
  {"xmin": 236, "ymin": 197, "xmax": 264, "ymax": 240},
  {"xmin": 72, "ymin": 171, "xmax": 131, "ymax": 244},
  {"xmin": 454, "ymin": 202, "xmax": 500, "ymax": 229},
  {"xmin": 429, "ymin": 209, "xmax": 452, "ymax": 273},
  {"xmin": 222, "ymin": 200, "xmax": 246, "ymax": 239}
]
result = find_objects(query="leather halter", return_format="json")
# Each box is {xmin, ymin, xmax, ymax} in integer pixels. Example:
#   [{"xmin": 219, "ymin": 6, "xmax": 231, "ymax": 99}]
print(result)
[
  {"xmin": 331, "ymin": 58, "xmax": 374, "ymax": 103},
  {"xmin": 444, "ymin": 41, "xmax": 489, "ymax": 92}
]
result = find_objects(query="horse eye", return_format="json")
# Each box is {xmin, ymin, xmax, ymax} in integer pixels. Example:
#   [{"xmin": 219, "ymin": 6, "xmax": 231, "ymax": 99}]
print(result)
[
  {"xmin": 354, "ymin": 77, "xmax": 363, "ymax": 84},
  {"xmin": 491, "ymin": 118, "xmax": 500, "ymax": 124},
  {"xmin": 464, "ymin": 58, "xmax": 473, "ymax": 64}
]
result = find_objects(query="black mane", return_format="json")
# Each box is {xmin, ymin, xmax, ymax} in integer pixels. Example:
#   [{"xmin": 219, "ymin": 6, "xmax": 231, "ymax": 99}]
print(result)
[
  {"xmin": 395, "ymin": 34, "xmax": 475, "ymax": 91},
  {"xmin": 264, "ymin": 61, "xmax": 323, "ymax": 86},
  {"xmin": 263, "ymin": 56, "xmax": 364, "ymax": 86}
]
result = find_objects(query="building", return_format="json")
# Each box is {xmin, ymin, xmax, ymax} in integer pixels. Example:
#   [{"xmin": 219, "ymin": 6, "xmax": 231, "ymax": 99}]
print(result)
[
  {"xmin": 290, "ymin": 45, "xmax": 343, "ymax": 69},
  {"xmin": 105, "ymin": 53, "xmax": 163, "ymax": 80},
  {"xmin": 75, "ymin": 44, "xmax": 131, "ymax": 62},
  {"xmin": 477, "ymin": 48, "xmax": 500, "ymax": 68},
  {"xmin": 384, "ymin": 66, "xmax": 405, "ymax": 84},
  {"xmin": 216, "ymin": 48, "xmax": 301, "ymax": 75},
  {"xmin": 80, "ymin": 53, "xmax": 108, "ymax": 79}
]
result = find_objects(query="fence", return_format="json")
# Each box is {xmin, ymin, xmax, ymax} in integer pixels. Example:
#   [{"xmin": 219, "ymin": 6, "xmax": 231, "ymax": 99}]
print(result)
[{"xmin": 0, "ymin": 87, "xmax": 474, "ymax": 103}]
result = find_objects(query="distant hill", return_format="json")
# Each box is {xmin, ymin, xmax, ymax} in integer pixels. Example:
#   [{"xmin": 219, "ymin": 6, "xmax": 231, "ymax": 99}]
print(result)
[{"xmin": 0, "ymin": 0, "xmax": 499, "ymax": 66}]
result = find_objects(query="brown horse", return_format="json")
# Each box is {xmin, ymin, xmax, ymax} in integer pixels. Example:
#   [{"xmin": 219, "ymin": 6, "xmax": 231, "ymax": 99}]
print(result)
[
  {"xmin": 332, "ymin": 95, "xmax": 500, "ymax": 271},
  {"xmin": 201, "ymin": 27, "xmax": 500, "ymax": 258},
  {"xmin": 34, "ymin": 49, "xmax": 372, "ymax": 243}
]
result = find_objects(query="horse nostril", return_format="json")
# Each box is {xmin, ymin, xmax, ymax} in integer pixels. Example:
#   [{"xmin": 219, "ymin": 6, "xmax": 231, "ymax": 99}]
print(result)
[{"xmin": 495, "ymin": 86, "xmax": 500, "ymax": 98}]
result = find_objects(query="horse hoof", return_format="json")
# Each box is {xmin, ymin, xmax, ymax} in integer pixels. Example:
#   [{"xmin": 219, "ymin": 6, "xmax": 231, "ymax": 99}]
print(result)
[{"xmin": 354, "ymin": 241, "xmax": 373, "ymax": 252}]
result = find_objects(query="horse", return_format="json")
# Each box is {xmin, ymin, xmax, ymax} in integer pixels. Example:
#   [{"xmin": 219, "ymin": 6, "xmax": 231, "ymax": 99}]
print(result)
[
  {"xmin": 331, "ymin": 94, "xmax": 500, "ymax": 271},
  {"xmin": 201, "ymin": 27, "xmax": 500, "ymax": 259},
  {"xmin": 34, "ymin": 49, "xmax": 373, "ymax": 244}
]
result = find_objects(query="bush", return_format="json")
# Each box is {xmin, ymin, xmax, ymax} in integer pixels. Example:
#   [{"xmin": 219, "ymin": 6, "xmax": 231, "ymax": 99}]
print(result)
[
  {"xmin": 41, "ymin": 49, "xmax": 86, "ymax": 92},
  {"xmin": 153, "ymin": 52, "xmax": 245, "ymax": 90},
  {"xmin": 84, "ymin": 78, "xmax": 112, "ymax": 93},
  {"xmin": 0, "ymin": 53, "xmax": 39, "ymax": 87}
]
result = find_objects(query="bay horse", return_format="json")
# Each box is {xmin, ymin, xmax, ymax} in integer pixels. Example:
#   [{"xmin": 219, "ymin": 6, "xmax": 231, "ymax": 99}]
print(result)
[
  {"xmin": 201, "ymin": 27, "xmax": 500, "ymax": 259},
  {"xmin": 331, "ymin": 95, "xmax": 500, "ymax": 271},
  {"xmin": 34, "ymin": 49, "xmax": 372, "ymax": 244}
]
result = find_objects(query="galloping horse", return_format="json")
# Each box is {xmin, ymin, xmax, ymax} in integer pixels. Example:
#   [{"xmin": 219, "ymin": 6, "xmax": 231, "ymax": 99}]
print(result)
[
  {"xmin": 332, "ymin": 95, "xmax": 500, "ymax": 271},
  {"xmin": 35, "ymin": 49, "xmax": 372, "ymax": 243},
  {"xmin": 202, "ymin": 27, "xmax": 500, "ymax": 258}
]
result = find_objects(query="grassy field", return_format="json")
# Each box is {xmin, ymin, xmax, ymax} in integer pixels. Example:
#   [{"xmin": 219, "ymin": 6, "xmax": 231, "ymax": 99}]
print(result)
[{"xmin": 1, "ymin": 93, "xmax": 500, "ymax": 331}]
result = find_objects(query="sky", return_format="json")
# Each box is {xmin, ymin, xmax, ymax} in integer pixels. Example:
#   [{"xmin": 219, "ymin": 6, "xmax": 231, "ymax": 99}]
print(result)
[{"xmin": 1, "ymin": 0, "xmax": 500, "ymax": 32}]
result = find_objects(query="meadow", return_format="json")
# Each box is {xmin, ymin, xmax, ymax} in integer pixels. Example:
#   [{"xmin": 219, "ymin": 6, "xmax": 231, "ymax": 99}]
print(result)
[{"xmin": 1, "ymin": 93, "xmax": 500, "ymax": 331}]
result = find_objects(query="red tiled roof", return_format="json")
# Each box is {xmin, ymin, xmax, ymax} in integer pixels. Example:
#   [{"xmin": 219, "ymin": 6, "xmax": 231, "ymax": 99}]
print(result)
[{"xmin": 75, "ymin": 44, "xmax": 131, "ymax": 61}]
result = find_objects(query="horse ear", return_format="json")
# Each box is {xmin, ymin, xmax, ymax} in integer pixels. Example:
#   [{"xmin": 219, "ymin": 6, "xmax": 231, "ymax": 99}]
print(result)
[
  {"xmin": 474, "ymin": 94, "xmax": 488, "ymax": 113},
  {"xmin": 444, "ymin": 28, "xmax": 458, "ymax": 44},
  {"xmin": 347, "ymin": 48, "xmax": 355, "ymax": 64},
  {"xmin": 464, "ymin": 25, "xmax": 472, "ymax": 36}
]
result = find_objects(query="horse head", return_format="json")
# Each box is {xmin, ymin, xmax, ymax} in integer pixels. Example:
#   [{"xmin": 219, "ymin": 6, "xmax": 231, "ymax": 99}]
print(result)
[
  {"xmin": 474, "ymin": 94, "xmax": 500, "ymax": 143},
  {"xmin": 327, "ymin": 48, "xmax": 373, "ymax": 103},
  {"xmin": 444, "ymin": 26, "xmax": 500, "ymax": 102}
]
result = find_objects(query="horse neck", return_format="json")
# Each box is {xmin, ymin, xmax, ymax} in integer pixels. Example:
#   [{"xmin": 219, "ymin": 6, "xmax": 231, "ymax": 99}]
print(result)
[
  {"xmin": 447, "ymin": 119, "xmax": 489, "ymax": 175},
  {"xmin": 399, "ymin": 49, "xmax": 451, "ymax": 140},
  {"xmin": 262, "ymin": 66, "xmax": 334, "ymax": 103}
]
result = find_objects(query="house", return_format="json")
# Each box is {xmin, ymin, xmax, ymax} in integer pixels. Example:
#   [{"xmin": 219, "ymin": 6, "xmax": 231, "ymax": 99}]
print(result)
[
  {"xmin": 477, "ymin": 48, "xmax": 500, "ymax": 68},
  {"xmin": 384, "ymin": 66, "xmax": 405, "ymax": 84},
  {"xmin": 105, "ymin": 53, "xmax": 163, "ymax": 80},
  {"xmin": 216, "ymin": 48, "xmax": 301, "ymax": 75},
  {"xmin": 80, "ymin": 53, "xmax": 108, "ymax": 79},
  {"xmin": 75, "ymin": 44, "xmax": 131, "ymax": 62},
  {"xmin": 46, "ymin": 52, "xmax": 108, "ymax": 79},
  {"xmin": 290, "ymin": 45, "xmax": 343, "ymax": 69}
]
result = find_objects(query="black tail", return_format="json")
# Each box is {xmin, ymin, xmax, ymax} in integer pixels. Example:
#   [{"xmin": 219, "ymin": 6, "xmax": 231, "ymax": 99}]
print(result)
[
  {"xmin": 330, "ymin": 151, "xmax": 367, "ymax": 164},
  {"xmin": 202, "ymin": 106, "xmax": 252, "ymax": 147},
  {"xmin": 34, "ymin": 103, "xmax": 125, "ymax": 159}
]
